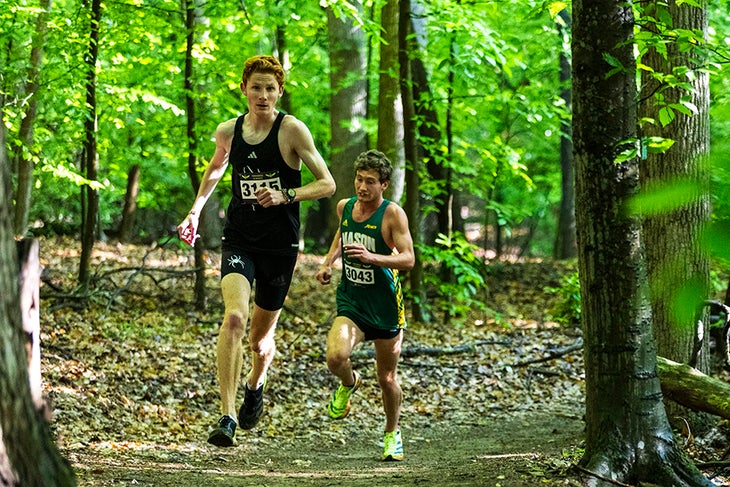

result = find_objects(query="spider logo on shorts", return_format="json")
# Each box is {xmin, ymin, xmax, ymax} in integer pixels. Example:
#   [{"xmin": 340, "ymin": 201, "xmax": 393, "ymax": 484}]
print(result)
[{"xmin": 227, "ymin": 255, "xmax": 245, "ymax": 270}]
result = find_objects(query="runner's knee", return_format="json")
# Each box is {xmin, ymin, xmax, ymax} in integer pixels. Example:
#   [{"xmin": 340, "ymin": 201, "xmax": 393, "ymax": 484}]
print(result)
[
  {"xmin": 222, "ymin": 309, "xmax": 248, "ymax": 335},
  {"xmin": 378, "ymin": 371, "xmax": 399, "ymax": 390},
  {"xmin": 326, "ymin": 350, "xmax": 350, "ymax": 372}
]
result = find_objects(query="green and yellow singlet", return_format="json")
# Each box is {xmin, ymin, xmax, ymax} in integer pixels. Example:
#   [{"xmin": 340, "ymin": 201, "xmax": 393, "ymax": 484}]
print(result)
[{"xmin": 336, "ymin": 197, "xmax": 407, "ymax": 331}]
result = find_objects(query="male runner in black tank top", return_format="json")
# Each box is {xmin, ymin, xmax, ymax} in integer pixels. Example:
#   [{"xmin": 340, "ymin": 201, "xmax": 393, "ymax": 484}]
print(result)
[{"xmin": 177, "ymin": 55, "xmax": 335, "ymax": 447}]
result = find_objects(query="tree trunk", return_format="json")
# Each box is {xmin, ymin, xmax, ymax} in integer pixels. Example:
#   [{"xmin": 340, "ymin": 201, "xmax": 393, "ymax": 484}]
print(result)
[
  {"xmin": 573, "ymin": 0, "xmax": 710, "ymax": 485},
  {"xmin": 17, "ymin": 240, "xmax": 43, "ymax": 412},
  {"xmin": 399, "ymin": 0, "xmax": 427, "ymax": 323},
  {"xmin": 0, "ymin": 106, "xmax": 76, "ymax": 487},
  {"xmin": 326, "ymin": 5, "xmax": 368, "ymax": 241},
  {"xmin": 276, "ymin": 26, "xmax": 330, "ymax": 251},
  {"xmin": 411, "ymin": 54, "xmax": 446, "ymax": 246},
  {"xmin": 119, "ymin": 164, "xmax": 140, "ymax": 243},
  {"xmin": 183, "ymin": 0, "xmax": 210, "ymax": 309},
  {"xmin": 640, "ymin": 1, "xmax": 711, "ymax": 376},
  {"xmin": 640, "ymin": 1, "xmax": 713, "ymax": 433},
  {"xmin": 274, "ymin": 26, "xmax": 291, "ymax": 114},
  {"xmin": 377, "ymin": 0, "xmax": 405, "ymax": 204},
  {"xmin": 553, "ymin": 9, "xmax": 576, "ymax": 260},
  {"xmin": 12, "ymin": 0, "xmax": 52, "ymax": 238},
  {"xmin": 78, "ymin": 0, "xmax": 103, "ymax": 292}
]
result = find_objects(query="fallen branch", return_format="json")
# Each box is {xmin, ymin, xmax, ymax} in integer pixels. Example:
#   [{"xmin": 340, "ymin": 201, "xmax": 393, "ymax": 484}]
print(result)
[
  {"xmin": 514, "ymin": 337, "xmax": 583, "ymax": 367},
  {"xmin": 351, "ymin": 339, "xmax": 511, "ymax": 359},
  {"xmin": 696, "ymin": 460, "xmax": 730, "ymax": 469},
  {"xmin": 656, "ymin": 356, "xmax": 730, "ymax": 421}
]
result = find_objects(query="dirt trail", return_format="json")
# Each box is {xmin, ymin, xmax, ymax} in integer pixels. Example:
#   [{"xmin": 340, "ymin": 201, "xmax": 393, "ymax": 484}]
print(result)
[{"xmin": 66, "ymin": 413, "xmax": 584, "ymax": 486}]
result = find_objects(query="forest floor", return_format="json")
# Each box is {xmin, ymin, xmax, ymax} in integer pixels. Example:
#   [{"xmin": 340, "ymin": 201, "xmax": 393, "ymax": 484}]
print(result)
[{"xmin": 37, "ymin": 237, "xmax": 730, "ymax": 486}]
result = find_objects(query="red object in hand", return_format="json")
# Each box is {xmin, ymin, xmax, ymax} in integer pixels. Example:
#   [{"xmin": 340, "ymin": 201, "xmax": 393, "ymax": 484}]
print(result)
[{"xmin": 179, "ymin": 226, "xmax": 199, "ymax": 247}]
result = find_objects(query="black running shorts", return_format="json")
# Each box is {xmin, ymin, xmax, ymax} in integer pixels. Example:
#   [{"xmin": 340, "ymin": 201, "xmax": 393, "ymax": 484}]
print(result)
[
  {"xmin": 338, "ymin": 310, "xmax": 402, "ymax": 341},
  {"xmin": 221, "ymin": 246, "xmax": 297, "ymax": 311}
]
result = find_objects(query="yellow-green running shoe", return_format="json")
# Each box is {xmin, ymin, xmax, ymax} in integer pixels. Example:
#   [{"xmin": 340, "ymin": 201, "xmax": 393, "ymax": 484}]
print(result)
[
  {"xmin": 382, "ymin": 429, "xmax": 404, "ymax": 461},
  {"xmin": 327, "ymin": 371, "xmax": 361, "ymax": 419}
]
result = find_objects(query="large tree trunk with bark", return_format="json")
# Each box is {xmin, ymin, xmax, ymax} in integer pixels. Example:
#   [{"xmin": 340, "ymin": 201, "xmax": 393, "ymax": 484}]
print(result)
[
  {"xmin": 639, "ymin": 1, "xmax": 712, "ymax": 433},
  {"xmin": 326, "ymin": 6, "xmax": 368, "ymax": 241},
  {"xmin": 1, "ymin": 106, "xmax": 76, "ymax": 487},
  {"xmin": 17, "ymin": 240, "xmax": 43, "ymax": 412},
  {"xmin": 573, "ymin": 0, "xmax": 710, "ymax": 485},
  {"xmin": 639, "ymin": 0, "xmax": 711, "ymax": 381}
]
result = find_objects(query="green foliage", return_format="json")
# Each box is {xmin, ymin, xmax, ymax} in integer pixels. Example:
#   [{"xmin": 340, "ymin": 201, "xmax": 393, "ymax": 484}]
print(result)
[
  {"xmin": 419, "ymin": 232, "xmax": 487, "ymax": 324},
  {"xmin": 3, "ymin": 0, "xmax": 730, "ymax": 268},
  {"xmin": 545, "ymin": 271, "xmax": 581, "ymax": 326},
  {"xmin": 703, "ymin": 221, "xmax": 730, "ymax": 270},
  {"xmin": 3, "ymin": 0, "xmax": 332, "ymax": 239},
  {"xmin": 407, "ymin": 0, "xmax": 565, "ymax": 256},
  {"xmin": 627, "ymin": 179, "xmax": 702, "ymax": 217}
]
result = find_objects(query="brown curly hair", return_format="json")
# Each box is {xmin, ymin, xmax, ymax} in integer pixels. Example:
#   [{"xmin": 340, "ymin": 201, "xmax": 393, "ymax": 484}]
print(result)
[{"xmin": 353, "ymin": 150, "xmax": 393, "ymax": 183}]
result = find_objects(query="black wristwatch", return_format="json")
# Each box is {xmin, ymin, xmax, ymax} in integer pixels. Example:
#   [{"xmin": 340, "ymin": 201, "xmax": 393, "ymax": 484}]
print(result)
[{"xmin": 282, "ymin": 188, "xmax": 296, "ymax": 204}]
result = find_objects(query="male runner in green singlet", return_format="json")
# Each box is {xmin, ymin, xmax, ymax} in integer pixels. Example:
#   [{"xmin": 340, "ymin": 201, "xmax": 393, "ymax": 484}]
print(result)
[
  {"xmin": 178, "ymin": 55, "xmax": 335, "ymax": 447},
  {"xmin": 316, "ymin": 150, "xmax": 415, "ymax": 461}
]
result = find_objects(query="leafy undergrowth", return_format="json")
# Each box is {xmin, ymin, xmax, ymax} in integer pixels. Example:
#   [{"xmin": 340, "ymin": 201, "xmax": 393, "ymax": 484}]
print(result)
[{"xmin": 36, "ymin": 236, "xmax": 730, "ymax": 486}]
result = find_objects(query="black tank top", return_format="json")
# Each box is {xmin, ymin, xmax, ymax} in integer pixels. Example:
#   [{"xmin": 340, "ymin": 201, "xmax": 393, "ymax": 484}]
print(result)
[{"xmin": 223, "ymin": 112, "xmax": 302, "ymax": 255}]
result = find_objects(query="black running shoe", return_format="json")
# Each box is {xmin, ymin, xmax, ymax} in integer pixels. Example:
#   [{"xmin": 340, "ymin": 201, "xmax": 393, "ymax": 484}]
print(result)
[
  {"xmin": 238, "ymin": 383, "xmax": 265, "ymax": 430},
  {"xmin": 207, "ymin": 415, "xmax": 237, "ymax": 447}
]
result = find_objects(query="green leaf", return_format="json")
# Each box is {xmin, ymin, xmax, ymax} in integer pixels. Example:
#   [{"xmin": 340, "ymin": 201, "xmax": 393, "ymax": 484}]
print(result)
[
  {"xmin": 643, "ymin": 136, "xmax": 675, "ymax": 154},
  {"xmin": 603, "ymin": 52, "xmax": 623, "ymax": 69},
  {"xmin": 627, "ymin": 180, "xmax": 702, "ymax": 216},
  {"xmin": 658, "ymin": 106, "xmax": 675, "ymax": 126},
  {"xmin": 615, "ymin": 148, "xmax": 638, "ymax": 164}
]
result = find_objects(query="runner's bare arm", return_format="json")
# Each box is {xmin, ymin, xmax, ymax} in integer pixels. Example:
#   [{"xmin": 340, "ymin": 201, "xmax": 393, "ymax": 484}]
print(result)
[
  {"xmin": 190, "ymin": 119, "xmax": 235, "ymax": 212},
  {"xmin": 347, "ymin": 203, "xmax": 414, "ymax": 271},
  {"xmin": 177, "ymin": 118, "xmax": 235, "ymax": 244},
  {"xmin": 280, "ymin": 116, "xmax": 336, "ymax": 202}
]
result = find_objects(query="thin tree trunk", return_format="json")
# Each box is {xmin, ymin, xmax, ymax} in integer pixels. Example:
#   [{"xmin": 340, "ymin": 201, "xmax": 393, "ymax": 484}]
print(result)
[
  {"xmin": 12, "ymin": 0, "xmax": 52, "ymax": 238},
  {"xmin": 326, "ymin": 4, "xmax": 368, "ymax": 241},
  {"xmin": 183, "ymin": 0, "xmax": 207, "ymax": 308},
  {"xmin": 399, "ymin": 0, "xmax": 426, "ymax": 323},
  {"xmin": 573, "ymin": 0, "xmax": 710, "ymax": 484},
  {"xmin": 377, "ymin": 0, "xmax": 405, "ymax": 204},
  {"xmin": 119, "ymin": 164, "xmax": 140, "ymax": 243},
  {"xmin": 411, "ymin": 54, "xmax": 444, "ymax": 246},
  {"xmin": 277, "ymin": 26, "xmax": 327, "ymax": 250},
  {"xmin": 78, "ymin": 0, "xmax": 103, "ymax": 291},
  {"xmin": 274, "ymin": 26, "xmax": 291, "ymax": 114},
  {"xmin": 554, "ymin": 9, "xmax": 576, "ymax": 260}
]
